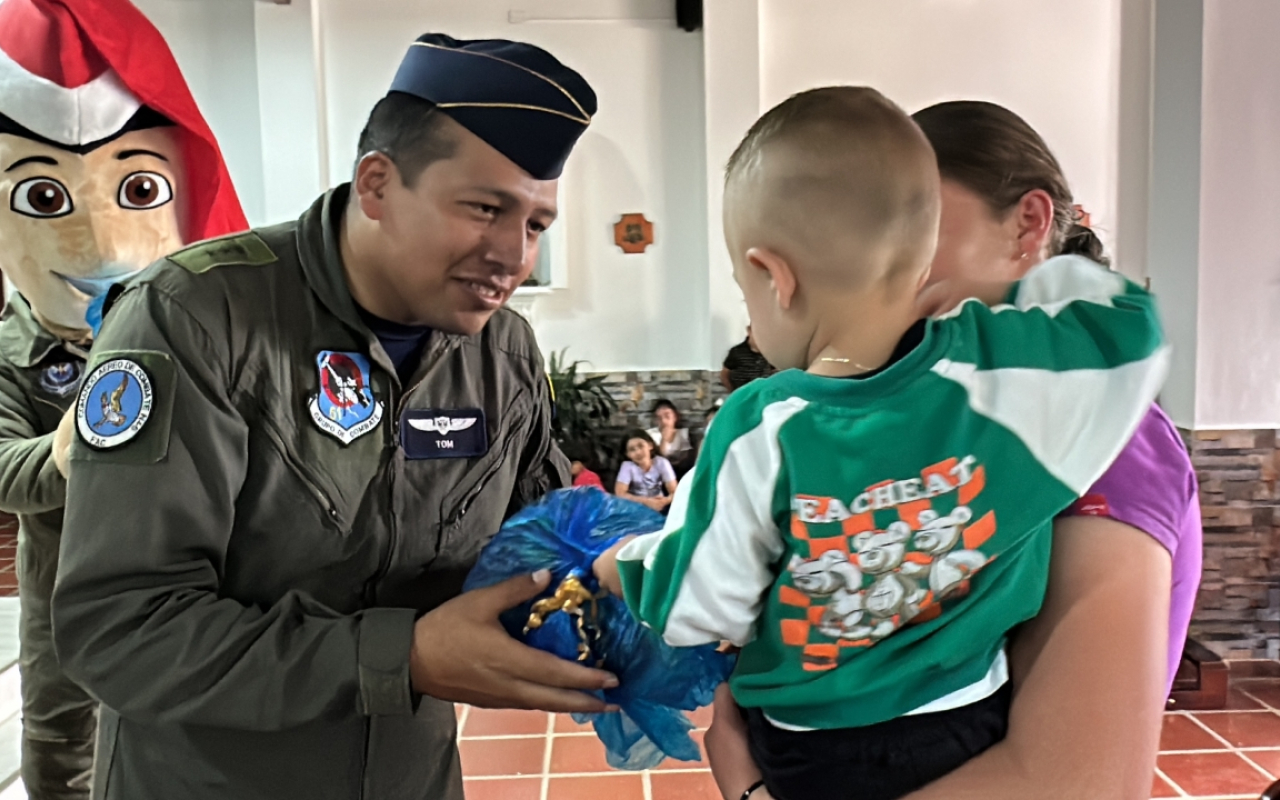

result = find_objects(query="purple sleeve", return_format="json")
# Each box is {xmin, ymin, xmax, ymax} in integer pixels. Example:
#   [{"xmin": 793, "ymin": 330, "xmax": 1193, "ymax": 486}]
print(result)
[
  {"xmin": 656, "ymin": 457, "xmax": 677, "ymax": 484},
  {"xmin": 616, "ymin": 462, "xmax": 637, "ymax": 488},
  {"xmin": 1062, "ymin": 404, "xmax": 1202, "ymax": 692}
]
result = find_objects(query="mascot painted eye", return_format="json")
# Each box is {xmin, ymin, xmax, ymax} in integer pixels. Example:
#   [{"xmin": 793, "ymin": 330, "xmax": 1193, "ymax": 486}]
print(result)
[
  {"xmin": 117, "ymin": 171, "xmax": 173, "ymax": 210},
  {"xmin": 10, "ymin": 175, "xmax": 73, "ymax": 217}
]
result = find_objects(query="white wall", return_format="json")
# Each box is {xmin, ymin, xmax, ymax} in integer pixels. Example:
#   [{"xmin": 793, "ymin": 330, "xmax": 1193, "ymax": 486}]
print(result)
[
  {"xmin": 699, "ymin": 0, "xmax": 1133, "ymax": 371},
  {"xmin": 310, "ymin": 0, "xmax": 710, "ymax": 372},
  {"xmin": 126, "ymin": 0, "xmax": 1278, "ymax": 428},
  {"xmin": 757, "ymin": 0, "xmax": 1124, "ymax": 271},
  {"xmin": 1195, "ymin": 0, "xmax": 1280, "ymax": 428},
  {"xmin": 132, "ymin": 0, "xmax": 268, "ymax": 227}
]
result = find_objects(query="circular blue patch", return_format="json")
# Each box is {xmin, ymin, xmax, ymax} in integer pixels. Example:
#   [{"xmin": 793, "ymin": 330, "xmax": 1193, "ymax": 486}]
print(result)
[
  {"xmin": 39, "ymin": 361, "xmax": 83, "ymax": 398},
  {"xmin": 75, "ymin": 359, "xmax": 154, "ymax": 449}
]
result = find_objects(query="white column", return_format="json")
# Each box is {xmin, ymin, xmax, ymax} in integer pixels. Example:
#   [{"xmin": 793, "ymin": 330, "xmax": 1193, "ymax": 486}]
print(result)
[
  {"xmin": 1145, "ymin": 0, "xmax": 1280, "ymax": 429},
  {"xmin": 254, "ymin": 0, "xmax": 325, "ymax": 224},
  {"xmin": 701, "ymin": 0, "xmax": 761, "ymax": 368}
]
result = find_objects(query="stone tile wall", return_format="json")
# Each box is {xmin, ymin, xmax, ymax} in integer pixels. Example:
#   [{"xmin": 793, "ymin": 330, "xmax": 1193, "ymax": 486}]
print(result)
[{"xmin": 1186, "ymin": 430, "xmax": 1280, "ymax": 659}]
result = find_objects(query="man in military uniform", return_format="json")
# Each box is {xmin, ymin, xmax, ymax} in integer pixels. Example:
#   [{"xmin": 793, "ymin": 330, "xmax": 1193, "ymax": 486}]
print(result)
[
  {"xmin": 52, "ymin": 33, "xmax": 615, "ymax": 800},
  {"xmin": 0, "ymin": 0, "xmax": 246, "ymax": 797}
]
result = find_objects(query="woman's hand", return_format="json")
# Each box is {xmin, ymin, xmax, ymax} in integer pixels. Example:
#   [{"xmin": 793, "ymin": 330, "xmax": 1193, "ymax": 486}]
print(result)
[
  {"xmin": 902, "ymin": 516, "xmax": 1170, "ymax": 799},
  {"xmin": 705, "ymin": 684, "xmax": 773, "ymax": 800}
]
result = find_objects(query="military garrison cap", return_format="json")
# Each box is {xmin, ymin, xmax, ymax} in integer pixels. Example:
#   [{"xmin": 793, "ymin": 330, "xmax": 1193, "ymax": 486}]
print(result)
[{"xmin": 388, "ymin": 33, "xmax": 596, "ymax": 180}]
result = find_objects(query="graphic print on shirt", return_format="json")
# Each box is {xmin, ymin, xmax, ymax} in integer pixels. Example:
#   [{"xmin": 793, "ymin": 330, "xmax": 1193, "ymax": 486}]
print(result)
[
  {"xmin": 308, "ymin": 350, "xmax": 384, "ymax": 445},
  {"xmin": 778, "ymin": 455, "xmax": 996, "ymax": 672}
]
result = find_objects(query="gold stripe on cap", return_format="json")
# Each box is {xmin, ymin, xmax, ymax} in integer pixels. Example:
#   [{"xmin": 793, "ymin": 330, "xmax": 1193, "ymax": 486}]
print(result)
[
  {"xmin": 434, "ymin": 102, "xmax": 589, "ymax": 125},
  {"xmin": 410, "ymin": 41, "xmax": 592, "ymax": 123}
]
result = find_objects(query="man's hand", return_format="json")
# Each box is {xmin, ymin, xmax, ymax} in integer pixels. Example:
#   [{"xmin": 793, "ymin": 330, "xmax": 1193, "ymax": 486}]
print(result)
[
  {"xmin": 410, "ymin": 570, "xmax": 619, "ymax": 713},
  {"xmin": 914, "ymin": 278, "xmax": 1014, "ymax": 319},
  {"xmin": 52, "ymin": 406, "xmax": 76, "ymax": 479},
  {"xmin": 704, "ymin": 684, "xmax": 774, "ymax": 800}
]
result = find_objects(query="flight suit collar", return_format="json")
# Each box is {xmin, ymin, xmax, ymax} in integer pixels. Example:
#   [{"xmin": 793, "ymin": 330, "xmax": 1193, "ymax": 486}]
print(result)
[
  {"xmin": 297, "ymin": 184, "xmax": 409, "ymax": 382},
  {"xmin": 297, "ymin": 184, "xmax": 368, "ymax": 338},
  {"xmin": 295, "ymin": 183, "xmax": 467, "ymax": 390},
  {"xmin": 0, "ymin": 294, "xmax": 78, "ymax": 368}
]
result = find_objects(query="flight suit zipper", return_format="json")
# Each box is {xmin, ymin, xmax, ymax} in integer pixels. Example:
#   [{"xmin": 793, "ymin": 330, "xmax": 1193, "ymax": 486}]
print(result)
[{"xmin": 260, "ymin": 416, "xmax": 345, "ymax": 530}]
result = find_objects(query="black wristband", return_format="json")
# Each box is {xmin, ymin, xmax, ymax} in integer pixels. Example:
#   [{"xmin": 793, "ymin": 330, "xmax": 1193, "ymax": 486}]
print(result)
[{"xmin": 741, "ymin": 779, "xmax": 766, "ymax": 800}]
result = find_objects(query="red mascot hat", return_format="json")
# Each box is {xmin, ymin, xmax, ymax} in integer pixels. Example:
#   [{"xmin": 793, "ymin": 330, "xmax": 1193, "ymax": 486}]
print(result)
[{"xmin": 0, "ymin": 0, "xmax": 248, "ymax": 240}]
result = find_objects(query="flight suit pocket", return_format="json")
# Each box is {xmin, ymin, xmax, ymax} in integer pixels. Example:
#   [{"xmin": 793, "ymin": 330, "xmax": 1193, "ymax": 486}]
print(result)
[
  {"xmin": 437, "ymin": 391, "xmax": 531, "ymax": 533},
  {"xmin": 258, "ymin": 414, "xmax": 350, "ymax": 534}
]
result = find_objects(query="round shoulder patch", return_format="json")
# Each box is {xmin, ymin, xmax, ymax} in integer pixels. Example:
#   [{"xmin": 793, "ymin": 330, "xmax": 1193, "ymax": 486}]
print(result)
[{"xmin": 76, "ymin": 359, "xmax": 154, "ymax": 449}]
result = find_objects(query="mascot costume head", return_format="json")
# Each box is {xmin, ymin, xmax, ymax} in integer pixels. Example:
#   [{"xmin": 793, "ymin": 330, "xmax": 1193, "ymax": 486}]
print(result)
[{"xmin": 0, "ymin": 0, "xmax": 247, "ymax": 342}]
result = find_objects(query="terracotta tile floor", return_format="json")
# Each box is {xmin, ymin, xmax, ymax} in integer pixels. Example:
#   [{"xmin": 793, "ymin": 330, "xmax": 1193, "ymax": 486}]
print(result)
[
  {"xmin": 0, "ymin": 507, "xmax": 1274, "ymax": 799},
  {"xmin": 0, "ymin": 518, "xmax": 15, "ymax": 599},
  {"xmin": 460, "ymin": 682, "xmax": 1280, "ymax": 799},
  {"xmin": 458, "ymin": 704, "xmax": 720, "ymax": 800}
]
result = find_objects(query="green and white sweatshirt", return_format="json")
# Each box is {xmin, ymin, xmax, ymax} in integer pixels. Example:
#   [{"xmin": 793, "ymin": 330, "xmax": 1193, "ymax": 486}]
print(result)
[{"xmin": 617, "ymin": 255, "xmax": 1169, "ymax": 730}]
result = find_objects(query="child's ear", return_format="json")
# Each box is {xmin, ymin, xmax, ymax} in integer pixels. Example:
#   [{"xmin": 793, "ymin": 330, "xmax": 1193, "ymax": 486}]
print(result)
[{"xmin": 746, "ymin": 247, "xmax": 798, "ymax": 311}]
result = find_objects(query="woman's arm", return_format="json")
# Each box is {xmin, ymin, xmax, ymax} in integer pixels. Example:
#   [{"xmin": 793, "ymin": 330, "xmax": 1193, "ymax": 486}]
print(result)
[
  {"xmin": 705, "ymin": 515, "xmax": 1172, "ymax": 800},
  {"xmin": 903, "ymin": 515, "xmax": 1171, "ymax": 799}
]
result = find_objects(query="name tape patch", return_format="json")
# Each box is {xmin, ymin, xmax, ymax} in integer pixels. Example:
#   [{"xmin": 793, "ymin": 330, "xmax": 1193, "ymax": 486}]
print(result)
[{"xmin": 401, "ymin": 408, "xmax": 488, "ymax": 459}]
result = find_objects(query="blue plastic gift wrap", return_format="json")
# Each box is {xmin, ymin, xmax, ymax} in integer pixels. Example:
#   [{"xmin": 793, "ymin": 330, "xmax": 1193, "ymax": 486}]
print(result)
[{"xmin": 463, "ymin": 487, "xmax": 735, "ymax": 770}]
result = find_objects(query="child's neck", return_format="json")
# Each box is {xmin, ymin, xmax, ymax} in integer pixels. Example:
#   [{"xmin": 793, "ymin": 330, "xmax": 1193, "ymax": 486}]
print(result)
[
  {"xmin": 634, "ymin": 456, "xmax": 653, "ymax": 471},
  {"xmin": 806, "ymin": 293, "xmax": 918, "ymax": 378}
]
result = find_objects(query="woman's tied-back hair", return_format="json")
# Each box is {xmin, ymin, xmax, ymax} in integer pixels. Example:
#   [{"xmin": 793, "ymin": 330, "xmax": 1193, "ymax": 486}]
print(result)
[{"xmin": 911, "ymin": 100, "xmax": 1109, "ymax": 266}]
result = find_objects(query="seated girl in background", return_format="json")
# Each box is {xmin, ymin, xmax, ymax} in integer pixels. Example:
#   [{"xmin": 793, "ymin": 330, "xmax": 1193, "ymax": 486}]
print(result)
[
  {"xmin": 647, "ymin": 399, "xmax": 695, "ymax": 476},
  {"xmin": 615, "ymin": 430, "xmax": 679, "ymax": 513}
]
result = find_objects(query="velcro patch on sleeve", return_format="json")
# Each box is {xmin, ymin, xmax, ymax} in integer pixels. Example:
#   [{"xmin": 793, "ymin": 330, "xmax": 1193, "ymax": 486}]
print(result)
[
  {"xmin": 168, "ymin": 232, "xmax": 276, "ymax": 274},
  {"xmin": 73, "ymin": 350, "xmax": 175, "ymax": 464}
]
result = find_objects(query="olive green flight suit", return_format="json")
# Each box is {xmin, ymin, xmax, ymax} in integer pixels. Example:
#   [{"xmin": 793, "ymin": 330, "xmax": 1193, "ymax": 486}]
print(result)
[
  {"xmin": 0, "ymin": 296, "xmax": 96, "ymax": 800},
  {"xmin": 51, "ymin": 185, "xmax": 569, "ymax": 800}
]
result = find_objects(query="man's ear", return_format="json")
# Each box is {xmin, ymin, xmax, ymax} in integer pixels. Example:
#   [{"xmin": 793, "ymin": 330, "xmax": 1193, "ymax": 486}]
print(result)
[
  {"xmin": 746, "ymin": 246, "xmax": 798, "ymax": 311},
  {"xmin": 352, "ymin": 152, "xmax": 396, "ymax": 221}
]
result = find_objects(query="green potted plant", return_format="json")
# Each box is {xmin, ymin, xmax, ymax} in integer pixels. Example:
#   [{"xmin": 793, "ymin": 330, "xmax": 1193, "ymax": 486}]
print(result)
[{"xmin": 547, "ymin": 349, "xmax": 618, "ymax": 472}]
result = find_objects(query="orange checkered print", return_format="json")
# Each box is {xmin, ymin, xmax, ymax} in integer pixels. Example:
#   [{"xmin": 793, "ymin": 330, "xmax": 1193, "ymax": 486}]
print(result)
[{"xmin": 778, "ymin": 456, "xmax": 996, "ymax": 669}]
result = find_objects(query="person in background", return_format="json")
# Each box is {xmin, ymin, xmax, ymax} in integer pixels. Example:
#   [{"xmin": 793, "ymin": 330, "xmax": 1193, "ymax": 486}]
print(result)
[
  {"xmin": 696, "ymin": 402, "xmax": 722, "ymax": 458},
  {"xmin": 646, "ymin": 398, "xmax": 694, "ymax": 476},
  {"xmin": 720, "ymin": 324, "xmax": 775, "ymax": 392},
  {"xmin": 614, "ymin": 429, "xmax": 678, "ymax": 513},
  {"xmin": 570, "ymin": 460, "xmax": 605, "ymax": 491}
]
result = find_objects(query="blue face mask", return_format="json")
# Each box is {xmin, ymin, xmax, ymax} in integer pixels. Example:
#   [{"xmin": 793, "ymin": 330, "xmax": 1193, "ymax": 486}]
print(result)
[
  {"xmin": 85, "ymin": 293, "xmax": 109, "ymax": 338},
  {"xmin": 61, "ymin": 274, "xmax": 128, "ymax": 339}
]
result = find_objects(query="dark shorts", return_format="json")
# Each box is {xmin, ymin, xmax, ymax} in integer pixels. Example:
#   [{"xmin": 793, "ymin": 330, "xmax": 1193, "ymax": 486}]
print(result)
[{"xmin": 745, "ymin": 681, "xmax": 1012, "ymax": 800}]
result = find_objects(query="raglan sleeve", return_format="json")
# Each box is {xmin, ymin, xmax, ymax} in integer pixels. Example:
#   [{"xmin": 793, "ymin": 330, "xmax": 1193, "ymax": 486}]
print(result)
[
  {"xmin": 616, "ymin": 393, "xmax": 804, "ymax": 648},
  {"xmin": 935, "ymin": 254, "xmax": 1170, "ymax": 495}
]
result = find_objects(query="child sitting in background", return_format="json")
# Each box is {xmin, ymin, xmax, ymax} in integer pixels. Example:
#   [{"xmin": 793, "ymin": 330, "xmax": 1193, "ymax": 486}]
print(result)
[
  {"xmin": 594, "ymin": 86, "xmax": 1167, "ymax": 800},
  {"xmin": 614, "ymin": 430, "xmax": 678, "ymax": 513},
  {"xmin": 570, "ymin": 461, "xmax": 605, "ymax": 491}
]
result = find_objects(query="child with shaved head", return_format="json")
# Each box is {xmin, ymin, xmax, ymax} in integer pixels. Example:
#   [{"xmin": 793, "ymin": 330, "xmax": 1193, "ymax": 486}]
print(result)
[{"xmin": 596, "ymin": 87, "xmax": 1169, "ymax": 800}]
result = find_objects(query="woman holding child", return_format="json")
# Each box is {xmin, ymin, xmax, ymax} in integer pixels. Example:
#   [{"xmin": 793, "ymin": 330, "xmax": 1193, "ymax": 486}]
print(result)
[{"xmin": 692, "ymin": 99, "xmax": 1200, "ymax": 799}]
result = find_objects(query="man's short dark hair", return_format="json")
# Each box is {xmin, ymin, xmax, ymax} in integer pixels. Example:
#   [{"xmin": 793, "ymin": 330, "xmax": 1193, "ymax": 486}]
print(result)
[{"xmin": 354, "ymin": 91, "xmax": 458, "ymax": 187}]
